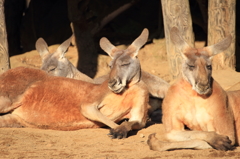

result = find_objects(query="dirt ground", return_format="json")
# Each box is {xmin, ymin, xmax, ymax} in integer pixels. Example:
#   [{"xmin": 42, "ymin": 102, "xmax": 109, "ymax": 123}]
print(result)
[{"xmin": 4, "ymin": 39, "xmax": 240, "ymax": 159}]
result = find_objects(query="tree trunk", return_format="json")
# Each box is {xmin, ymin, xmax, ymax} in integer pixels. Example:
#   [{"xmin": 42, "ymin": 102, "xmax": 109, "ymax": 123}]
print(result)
[
  {"xmin": 68, "ymin": 0, "xmax": 98, "ymax": 78},
  {"xmin": 0, "ymin": 0, "xmax": 9, "ymax": 74},
  {"xmin": 208, "ymin": 0, "xmax": 236, "ymax": 70},
  {"xmin": 161, "ymin": 0, "xmax": 194, "ymax": 79},
  {"xmin": 67, "ymin": 0, "xmax": 137, "ymax": 78},
  {"xmin": 91, "ymin": 1, "xmax": 136, "ymax": 35}
]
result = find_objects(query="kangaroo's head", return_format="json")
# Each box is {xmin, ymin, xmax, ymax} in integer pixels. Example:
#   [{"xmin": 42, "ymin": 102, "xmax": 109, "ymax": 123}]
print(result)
[
  {"xmin": 170, "ymin": 27, "xmax": 232, "ymax": 95},
  {"xmin": 36, "ymin": 36, "xmax": 72, "ymax": 77},
  {"xmin": 100, "ymin": 28, "xmax": 149, "ymax": 93}
]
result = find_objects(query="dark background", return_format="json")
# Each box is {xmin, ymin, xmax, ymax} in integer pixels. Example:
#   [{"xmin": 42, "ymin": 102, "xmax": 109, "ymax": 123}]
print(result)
[{"xmin": 4, "ymin": 0, "xmax": 240, "ymax": 76}]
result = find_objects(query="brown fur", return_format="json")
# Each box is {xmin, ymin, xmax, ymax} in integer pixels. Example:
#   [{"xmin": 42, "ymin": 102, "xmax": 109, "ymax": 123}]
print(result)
[
  {"xmin": 10, "ymin": 68, "xmax": 148, "ymax": 130},
  {"xmin": 36, "ymin": 33, "xmax": 169, "ymax": 118},
  {"xmin": 147, "ymin": 27, "xmax": 235, "ymax": 151},
  {"xmin": 0, "ymin": 29, "xmax": 151, "ymax": 139},
  {"xmin": 227, "ymin": 90, "xmax": 240, "ymax": 145}
]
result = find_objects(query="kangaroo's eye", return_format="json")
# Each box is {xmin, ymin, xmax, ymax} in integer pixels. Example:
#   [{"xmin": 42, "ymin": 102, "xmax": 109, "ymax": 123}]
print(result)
[
  {"xmin": 121, "ymin": 62, "xmax": 130, "ymax": 66},
  {"xmin": 108, "ymin": 61, "xmax": 113, "ymax": 68},
  {"xmin": 207, "ymin": 65, "xmax": 212, "ymax": 70},
  {"xmin": 187, "ymin": 64, "xmax": 195, "ymax": 71},
  {"xmin": 108, "ymin": 63, "xmax": 114, "ymax": 69},
  {"xmin": 48, "ymin": 66, "xmax": 56, "ymax": 72}
]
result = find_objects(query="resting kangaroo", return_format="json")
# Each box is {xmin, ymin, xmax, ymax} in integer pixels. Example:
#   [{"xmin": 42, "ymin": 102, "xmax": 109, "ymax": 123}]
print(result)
[
  {"xmin": 147, "ymin": 27, "xmax": 236, "ymax": 151},
  {"xmin": 0, "ymin": 29, "xmax": 150, "ymax": 138},
  {"xmin": 36, "ymin": 36, "xmax": 94, "ymax": 83},
  {"xmin": 36, "ymin": 34, "xmax": 170, "ymax": 115}
]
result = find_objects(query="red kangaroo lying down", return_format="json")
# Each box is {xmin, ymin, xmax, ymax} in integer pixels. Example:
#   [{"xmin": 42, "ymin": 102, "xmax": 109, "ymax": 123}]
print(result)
[
  {"xmin": 147, "ymin": 27, "xmax": 236, "ymax": 151},
  {"xmin": 36, "ymin": 36, "xmax": 169, "ymax": 116},
  {"xmin": 0, "ymin": 29, "xmax": 150, "ymax": 139}
]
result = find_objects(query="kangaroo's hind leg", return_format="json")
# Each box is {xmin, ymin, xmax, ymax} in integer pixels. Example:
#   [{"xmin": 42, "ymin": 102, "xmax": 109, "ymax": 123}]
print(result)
[
  {"xmin": 0, "ymin": 114, "xmax": 26, "ymax": 128},
  {"xmin": 0, "ymin": 96, "xmax": 25, "ymax": 128},
  {"xmin": 0, "ymin": 96, "xmax": 22, "ymax": 114},
  {"xmin": 147, "ymin": 130, "xmax": 233, "ymax": 151}
]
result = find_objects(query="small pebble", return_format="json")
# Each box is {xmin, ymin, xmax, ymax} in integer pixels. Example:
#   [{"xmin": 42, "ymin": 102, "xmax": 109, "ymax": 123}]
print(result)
[
  {"xmin": 139, "ymin": 133, "xmax": 145, "ymax": 138},
  {"xmin": 151, "ymin": 70, "xmax": 156, "ymax": 73}
]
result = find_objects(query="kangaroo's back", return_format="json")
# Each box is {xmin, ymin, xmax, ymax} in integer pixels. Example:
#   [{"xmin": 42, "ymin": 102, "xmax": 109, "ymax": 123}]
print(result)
[
  {"xmin": 227, "ymin": 90, "xmax": 240, "ymax": 145},
  {"xmin": 12, "ymin": 76, "xmax": 103, "ymax": 130},
  {"xmin": 0, "ymin": 67, "xmax": 48, "ymax": 100}
]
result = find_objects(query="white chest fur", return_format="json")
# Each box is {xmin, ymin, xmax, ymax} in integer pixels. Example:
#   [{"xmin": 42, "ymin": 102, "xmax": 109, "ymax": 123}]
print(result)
[{"xmin": 178, "ymin": 96, "xmax": 215, "ymax": 131}]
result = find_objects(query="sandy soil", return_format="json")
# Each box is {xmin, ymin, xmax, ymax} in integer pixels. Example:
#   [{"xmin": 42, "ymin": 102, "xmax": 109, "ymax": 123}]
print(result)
[{"xmin": 4, "ymin": 39, "xmax": 240, "ymax": 159}]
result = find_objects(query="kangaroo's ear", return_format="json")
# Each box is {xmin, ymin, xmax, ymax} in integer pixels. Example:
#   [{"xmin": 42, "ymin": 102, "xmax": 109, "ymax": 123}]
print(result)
[
  {"xmin": 36, "ymin": 38, "xmax": 50, "ymax": 59},
  {"xmin": 128, "ymin": 28, "xmax": 149, "ymax": 57},
  {"xmin": 56, "ymin": 35, "xmax": 73, "ymax": 58},
  {"xmin": 170, "ymin": 27, "xmax": 192, "ymax": 59},
  {"xmin": 99, "ymin": 37, "xmax": 118, "ymax": 59},
  {"xmin": 204, "ymin": 35, "xmax": 232, "ymax": 57}
]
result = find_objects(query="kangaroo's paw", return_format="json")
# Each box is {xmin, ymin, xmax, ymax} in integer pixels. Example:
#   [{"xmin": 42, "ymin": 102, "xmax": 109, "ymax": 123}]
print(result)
[
  {"xmin": 108, "ymin": 125, "xmax": 128, "ymax": 139},
  {"xmin": 207, "ymin": 132, "xmax": 234, "ymax": 151},
  {"xmin": 147, "ymin": 133, "xmax": 166, "ymax": 151}
]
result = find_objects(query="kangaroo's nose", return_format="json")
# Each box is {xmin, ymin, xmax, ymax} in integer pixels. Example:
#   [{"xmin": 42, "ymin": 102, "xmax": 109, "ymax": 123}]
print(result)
[
  {"xmin": 108, "ymin": 78, "xmax": 117, "ymax": 88},
  {"xmin": 198, "ymin": 83, "xmax": 209, "ymax": 91},
  {"xmin": 108, "ymin": 77, "xmax": 122, "ymax": 89}
]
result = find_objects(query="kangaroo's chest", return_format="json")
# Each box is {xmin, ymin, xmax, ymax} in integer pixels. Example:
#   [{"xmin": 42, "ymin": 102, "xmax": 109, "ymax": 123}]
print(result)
[
  {"xmin": 177, "ymin": 96, "xmax": 215, "ymax": 131},
  {"xmin": 99, "ymin": 85, "xmax": 146, "ymax": 122},
  {"xmin": 99, "ymin": 92, "xmax": 134, "ymax": 121}
]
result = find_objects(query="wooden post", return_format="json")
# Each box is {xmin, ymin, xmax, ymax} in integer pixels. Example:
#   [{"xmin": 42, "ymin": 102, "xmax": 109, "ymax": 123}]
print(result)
[
  {"xmin": 208, "ymin": 0, "xmax": 236, "ymax": 70},
  {"xmin": 161, "ymin": 0, "xmax": 194, "ymax": 79},
  {"xmin": 68, "ymin": 0, "xmax": 98, "ymax": 78},
  {"xmin": 0, "ymin": 0, "xmax": 10, "ymax": 74}
]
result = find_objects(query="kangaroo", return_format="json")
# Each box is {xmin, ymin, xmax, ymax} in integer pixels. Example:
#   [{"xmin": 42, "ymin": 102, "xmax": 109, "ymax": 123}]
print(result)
[
  {"xmin": 36, "ymin": 35, "xmax": 170, "ymax": 116},
  {"xmin": 147, "ymin": 27, "xmax": 235, "ymax": 151},
  {"xmin": 0, "ymin": 28, "xmax": 151, "ymax": 139},
  {"xmin": 36, "ymin": 36, "xmax": 94, "ymax": 83}
]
